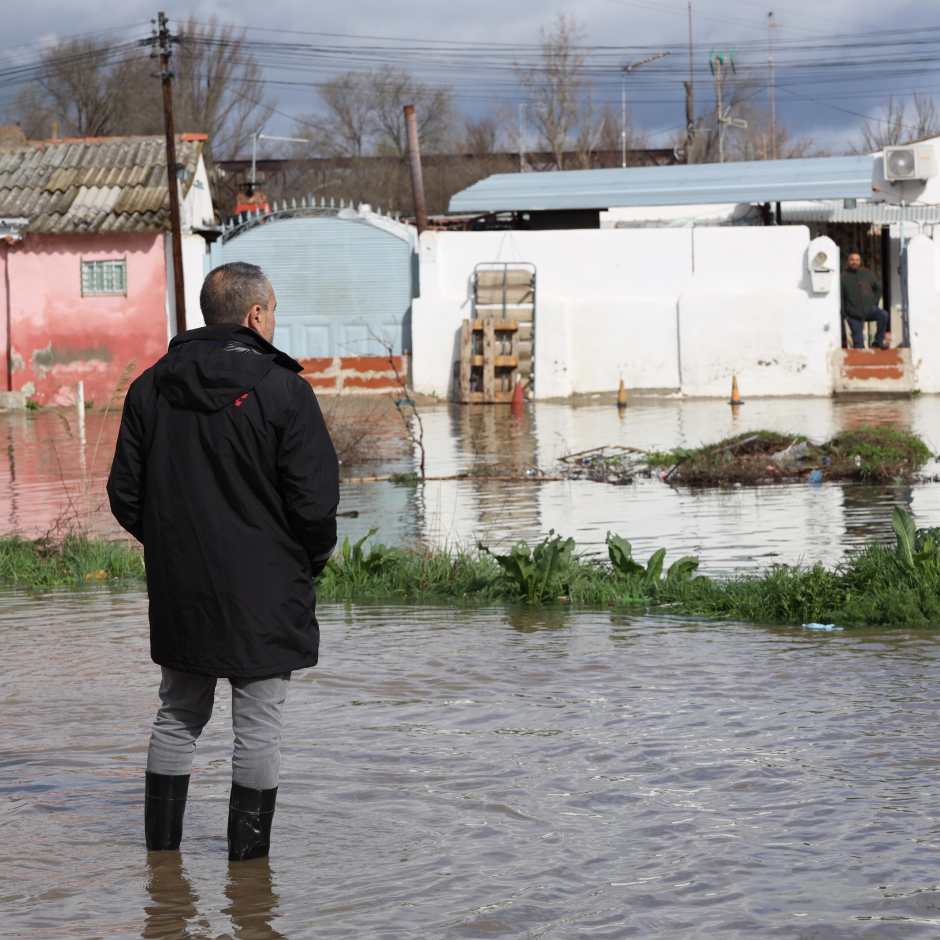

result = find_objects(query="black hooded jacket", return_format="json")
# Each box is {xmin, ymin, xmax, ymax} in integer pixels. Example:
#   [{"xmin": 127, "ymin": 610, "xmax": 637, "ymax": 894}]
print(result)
[{"xmin": 107, "ymin": 325, "xmax": 339, "ymax": 678}]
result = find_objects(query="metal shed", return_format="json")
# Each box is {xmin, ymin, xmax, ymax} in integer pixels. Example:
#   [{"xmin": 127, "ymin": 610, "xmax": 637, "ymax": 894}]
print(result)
[
  {"xmin": 209, "ymin": 207, "xmax": 416, "ymax": 359},
  {"xmin": 449, "ymin": 154, "xmax": 877, "ymax": 213}
]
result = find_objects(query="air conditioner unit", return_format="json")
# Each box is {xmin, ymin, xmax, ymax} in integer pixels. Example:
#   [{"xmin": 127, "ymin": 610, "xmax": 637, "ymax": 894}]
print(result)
[{"xmin": 884, "ymin": 144, "xmax": 938, "ymax": 182}]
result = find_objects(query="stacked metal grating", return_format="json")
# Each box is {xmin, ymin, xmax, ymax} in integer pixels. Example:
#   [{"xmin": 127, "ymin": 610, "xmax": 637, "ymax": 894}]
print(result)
[{"xmin": 0, "ymin": 135, "xmax": 205, "ymax": 234}]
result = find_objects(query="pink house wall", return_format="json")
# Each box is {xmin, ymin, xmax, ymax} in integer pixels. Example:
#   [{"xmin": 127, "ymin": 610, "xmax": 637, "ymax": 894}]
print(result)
[{"xmin": 3, "ymin": 232, "xmax": 169, "ymax": 405}]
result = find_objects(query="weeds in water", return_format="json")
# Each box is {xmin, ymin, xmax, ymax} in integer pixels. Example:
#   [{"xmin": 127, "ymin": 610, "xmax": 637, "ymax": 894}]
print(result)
[
  {"xmin": 7, "ymin": 511, "xmax": 940, "ymax": 628},
  {"xmin": 480, "ymin": 531, "xmax": 576, "ymax": 603},
  {"xmin": 389, "ymin": 472, "xmax": 420, "ymax": 485},
  {"xmin": 324, "ymin": 529, "xmax": 395, "ymax": 589},
  {"xmin": 827, "ymin": 428, "xmax": 932, "ymax": 481},
  {"xmin": 607, "ymin": 533, "xmax": 699, "ymax": 591}
]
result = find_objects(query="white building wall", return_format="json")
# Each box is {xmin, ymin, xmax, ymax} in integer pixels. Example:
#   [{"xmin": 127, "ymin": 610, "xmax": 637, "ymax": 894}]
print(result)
[
  {"xmin": 907, "ymin": 234, "xmax": 940, "ymax": 392},
  {"xmin": 413, "ymin": 225, "xmax": 841, "ymax": 399},
  {"xmin": 679, "ymin": 228, "xmax": 840, "ymax": 397},
  {"xmin": 180, "ymin": 154, "xmax": 215, "ymax": 230},
  {"xmin": 165, "ymin": 153, "xmax": 214, "ymax": 339},
  {"xmin": 182, "ymin": 234, "xmax": 206, "ymax": 331},
  {"xmin": 164, "ymin": 235, "xmax": 210, "ymax": 338}
]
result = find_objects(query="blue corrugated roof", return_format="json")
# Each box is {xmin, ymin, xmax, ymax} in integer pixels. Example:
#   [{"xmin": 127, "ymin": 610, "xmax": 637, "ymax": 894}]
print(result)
[{"xmin": 448, "ymin": 154, "xmax": 876, "ymax": 213}]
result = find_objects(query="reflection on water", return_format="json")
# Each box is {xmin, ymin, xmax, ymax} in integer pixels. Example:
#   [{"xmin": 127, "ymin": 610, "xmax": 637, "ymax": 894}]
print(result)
[
  {"xmin": 143, "ymin": 854, "xmax": 199, "ymax": 939},
  {"xmin": 6, "ymin": 592, "xmax": 940, "ymax": 937},
  {"xmin": 224, "ymin": 859, "xmax": 287, "ymax": 940},
  {"xmin": 4, "ymin": 396, "xmax": 940, "ymax": 571}
]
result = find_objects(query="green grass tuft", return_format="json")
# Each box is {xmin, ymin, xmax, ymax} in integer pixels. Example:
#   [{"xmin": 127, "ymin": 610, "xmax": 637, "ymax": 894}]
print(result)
[
  {"xmin": 644, "ymin": 427, "xmax": 932, "ymax": 485},
  {"xmin": 0, "ymin": 534, "xmax": 145, "ymax": 589}
]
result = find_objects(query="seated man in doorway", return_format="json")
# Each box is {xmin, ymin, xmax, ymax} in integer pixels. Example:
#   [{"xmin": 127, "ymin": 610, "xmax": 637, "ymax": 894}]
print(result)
[{"xmin": 841, "ymin": 250, "xmax": 891, "ymax": 349}]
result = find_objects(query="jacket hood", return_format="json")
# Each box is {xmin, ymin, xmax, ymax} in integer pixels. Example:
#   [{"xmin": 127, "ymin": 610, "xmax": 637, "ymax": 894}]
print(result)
[{"xmin": 154, "ymin": 326, "xmax": 303, "ymax": 413}]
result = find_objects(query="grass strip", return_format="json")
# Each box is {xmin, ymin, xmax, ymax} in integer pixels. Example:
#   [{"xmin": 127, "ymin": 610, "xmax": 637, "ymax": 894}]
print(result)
[
  {"xmin": 0, "ymin": 534, "xmax": 145, "ymax": 589},
  {"xmin": 4, "ymin": 510, "xmax": 940, "ymax": 629}
]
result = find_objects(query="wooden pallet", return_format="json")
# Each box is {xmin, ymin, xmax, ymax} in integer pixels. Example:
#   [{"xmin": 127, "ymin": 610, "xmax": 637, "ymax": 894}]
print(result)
[
  {"xmin": 456, "ymin": 319, "xmax": 520, "ymax": 403},
  {"xmin": 473, "ymin": 264, "xmax": 535, "ymax": 392}
]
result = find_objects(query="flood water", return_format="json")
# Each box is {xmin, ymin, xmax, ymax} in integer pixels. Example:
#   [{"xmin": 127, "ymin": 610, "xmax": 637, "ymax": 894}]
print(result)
[
  {"xmin": 5, "ymin": 591, "xmax": 940, "ymax": 937},
  {"xmin": 6, "ymin": 397, "xmax": 940, "ymax": 936},
  {"xmin": 5, "ymin": 395, "xmax": 940, "ymax": 572}
]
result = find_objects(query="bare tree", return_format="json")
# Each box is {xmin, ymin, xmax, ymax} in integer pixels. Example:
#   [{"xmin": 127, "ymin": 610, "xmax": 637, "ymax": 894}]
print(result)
[
  {"xmin": 858, "ymin": 94, "xmax": 940, "ymax": 152},
  {"xmin": 10, "ymin": 20, "xmax": 271, "ymax": 161},
  {"xmin": 306, "ymin": 71, "xmax": 374, "ymax": 157},
  {"xmin": 516, "ymin": 15, "xmax": 589, "ymax": 169},
  {"xmin": 26, "ymin": 38, "xmax": 126, "ymax": 136},
  {"xmin": 463, "ymin": 116, "xmax": 499, "ymax": 155},
  {"xmin": 173, "ymin": 18, "xmax": 272, "ymax": 162},
  {"xmin": 369, "ymin": 66, "xmax": 455, "ymax": 156},
  {"xmin": 9, "ymin": 83, "xmax": 55, "ymax": 139},
  {"xmin": 595, "ymin": 102, "xmax": 648, "ymax": 160}
]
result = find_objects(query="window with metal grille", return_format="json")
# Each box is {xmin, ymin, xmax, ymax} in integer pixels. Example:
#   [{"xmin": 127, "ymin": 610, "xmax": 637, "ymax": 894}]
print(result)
[{"xmin": 81, "ymin": 259, "xmax": 127, "ymax": 296}]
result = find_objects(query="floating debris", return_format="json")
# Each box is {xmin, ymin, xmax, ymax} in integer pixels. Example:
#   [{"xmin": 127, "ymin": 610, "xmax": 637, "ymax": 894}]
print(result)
[{"xmin": 558, "ymin": 445, "xmax": 648, "ymax": 485}]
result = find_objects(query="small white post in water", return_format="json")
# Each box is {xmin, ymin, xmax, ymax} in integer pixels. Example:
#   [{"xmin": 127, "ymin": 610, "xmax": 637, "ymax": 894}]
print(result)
[{"xmin": 76, "ymin": 381, "xmax": 86, "ymax": 443}]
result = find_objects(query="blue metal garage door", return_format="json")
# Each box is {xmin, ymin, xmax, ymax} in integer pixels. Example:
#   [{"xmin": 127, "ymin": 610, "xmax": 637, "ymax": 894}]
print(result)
[{"xmin": 208, "ymin": 211, "xmax": 415, "ymax": 357}]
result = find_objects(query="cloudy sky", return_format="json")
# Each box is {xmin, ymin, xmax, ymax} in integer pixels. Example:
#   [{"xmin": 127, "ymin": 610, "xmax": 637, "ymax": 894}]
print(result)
[{"xmin": 3, "ymin": 0, "xmax": 937, "ymax": 154}]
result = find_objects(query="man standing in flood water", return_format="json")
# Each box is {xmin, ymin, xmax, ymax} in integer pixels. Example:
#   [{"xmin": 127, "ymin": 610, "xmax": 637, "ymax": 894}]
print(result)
[{"xmin": 107, "ymin": 263, "xmax": 339, "ymax": 861}]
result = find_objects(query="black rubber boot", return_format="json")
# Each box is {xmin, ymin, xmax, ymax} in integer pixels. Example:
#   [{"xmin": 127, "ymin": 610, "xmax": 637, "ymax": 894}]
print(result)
[
  {"xmin": 228, "ymin": 783, "xmax": 278, "ymax": 862},
  {"xmin": 145, "ymin": 771, "xmax": 190, "ymax": 851}
]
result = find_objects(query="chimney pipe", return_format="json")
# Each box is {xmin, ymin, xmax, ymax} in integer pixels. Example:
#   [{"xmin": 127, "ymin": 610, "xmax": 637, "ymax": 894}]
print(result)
[{"xmin": 403, "ymin": 105, "xmax": 428, "ymax": 234}]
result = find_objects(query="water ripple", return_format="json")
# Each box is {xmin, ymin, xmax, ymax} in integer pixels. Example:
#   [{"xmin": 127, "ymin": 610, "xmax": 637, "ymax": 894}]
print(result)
[{"xmin": 3, "ymin": 592, "xmax": 940, "ymax": 936}]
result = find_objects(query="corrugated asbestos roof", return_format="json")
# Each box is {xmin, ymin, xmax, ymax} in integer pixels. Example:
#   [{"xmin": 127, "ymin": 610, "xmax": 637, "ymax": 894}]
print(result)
[
  {"xmin": 448, "ymin": 154, "xmax": 877, "ymax": 213},
  {"xmin": 0, "ymin": 135, "xmax": 205, "ymax": 234}
]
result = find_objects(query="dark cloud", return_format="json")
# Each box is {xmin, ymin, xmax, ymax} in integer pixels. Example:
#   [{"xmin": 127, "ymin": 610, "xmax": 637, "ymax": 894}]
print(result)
[{"xmin": 3, "ymin": 0, "xmax": 937, "ymax": 152}]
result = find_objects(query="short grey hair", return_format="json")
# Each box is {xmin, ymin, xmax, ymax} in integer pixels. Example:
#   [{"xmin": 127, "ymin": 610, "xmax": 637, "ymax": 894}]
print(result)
[{"xmin": 200, "ymin": 262, "xmax": 271, "ymax": 327}]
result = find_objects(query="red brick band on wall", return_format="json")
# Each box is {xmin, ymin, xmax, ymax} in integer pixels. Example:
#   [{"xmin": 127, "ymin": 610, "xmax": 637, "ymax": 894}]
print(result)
[{"xmin": 298, "ymin": 355, "xmax": 406, "ymax": 393}]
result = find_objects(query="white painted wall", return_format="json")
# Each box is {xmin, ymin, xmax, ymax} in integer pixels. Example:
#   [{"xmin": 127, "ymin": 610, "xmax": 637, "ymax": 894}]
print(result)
[
  {"xmin": 164, "ymin": 232, "xmax": 209, "ymax": 339},
  {"xmin": 413, "ymin": 225, "xmax": 841, "ymax": 399},
  {"xmin": 183, "ymin": 234, "xmax": 206, "ymax": 331},
  {"xmin": 181, "ymin": 154, "xmax": 215, "ymax": 231},
  {"xmin": 679, "ymin": 228, "xmax": 840, "ymax": 397},
  {"xmin": 165, "ymin": 152, "xmax": 214, "ymax": 339},
  {"xmin": 907, "ymin": 234, "xmax": 940, "ymax": 392},
  {"xmin": 413, "ymin": 228, "xmax": 693, "ymax": 398}
]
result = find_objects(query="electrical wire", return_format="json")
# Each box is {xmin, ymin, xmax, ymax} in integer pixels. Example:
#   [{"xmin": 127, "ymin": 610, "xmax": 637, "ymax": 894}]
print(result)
[{"xmin": 4, "ymin": 18, "xmax": 940, "ymax": 144}]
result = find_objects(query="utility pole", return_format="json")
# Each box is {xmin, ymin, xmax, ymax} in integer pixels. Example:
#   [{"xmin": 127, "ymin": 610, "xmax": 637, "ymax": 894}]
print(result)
[
  {"xmin": 687, "ymin": 1, "xmax": 695, "ymax": 152},
  {"xmin": 768, "ymin": 11, "xmax": 780, "ymax": 160},
  {"xmin": 154, "ymin": 12, "xmax": 185, "ymax": 334},
  {"xmin": 518, "ymin": 102, "xmax": 526, "ymax": 172},
  {"xmin": 712, "ymin": 53, "xmax": 726, "ymax": 163},
  {"xmin": 620, "ymin": 52, "xmax": 669, "ymax": 168},
  {"xmin": 710, "ymin": 51, "xmax": 746, "ymax": 163}
]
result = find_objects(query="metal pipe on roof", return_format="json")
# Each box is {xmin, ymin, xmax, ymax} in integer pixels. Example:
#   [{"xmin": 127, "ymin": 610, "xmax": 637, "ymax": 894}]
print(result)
[
  {"xmin": 155, "ymin": 12, "xmax": 186, "ymax": 335},
  {"xmin": 404, "ymin": 105, "xmax": 428, "ymax": 234}
]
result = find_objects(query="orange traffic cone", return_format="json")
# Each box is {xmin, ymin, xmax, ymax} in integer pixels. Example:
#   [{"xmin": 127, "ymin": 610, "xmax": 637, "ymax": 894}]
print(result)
[
  {"xmin": 511, "ymin": 377, "xmax": 525, "ymax": 415},
  {"xmin": 729, "ymin": 375, "xmax": 744, "ymax": 406},
  {"xmin": 617, "ymin": 378, "xmax": 628, "ymax": 408}
]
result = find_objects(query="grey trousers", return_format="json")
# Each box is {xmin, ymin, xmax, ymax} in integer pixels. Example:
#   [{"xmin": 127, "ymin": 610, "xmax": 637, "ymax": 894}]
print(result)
[{"xmin": 147, "ymin": 667, "xmax": 290, "ymax": 790}]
